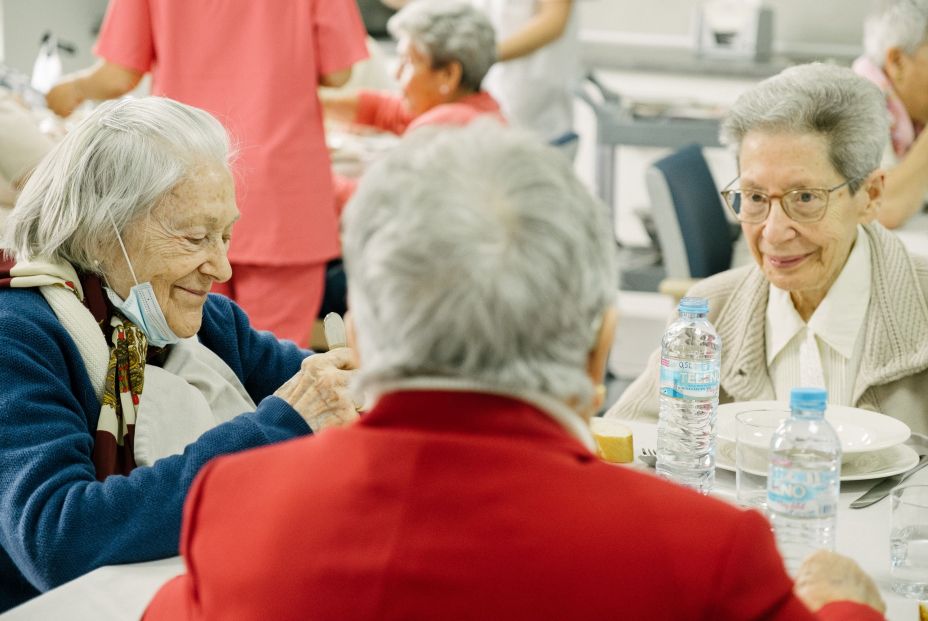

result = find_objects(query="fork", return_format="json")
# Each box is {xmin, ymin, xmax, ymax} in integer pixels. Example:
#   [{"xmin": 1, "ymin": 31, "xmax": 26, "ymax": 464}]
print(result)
[{"xmin": 639, "ymin": 448, "xmax": 657, "ymax": 468}]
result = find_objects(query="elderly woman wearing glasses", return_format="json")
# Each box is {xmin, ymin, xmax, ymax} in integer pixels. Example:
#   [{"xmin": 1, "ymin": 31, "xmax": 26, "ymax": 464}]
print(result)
[{"xmin": 608, "ymin": 63, "xmax": 928, "ymax": 434}]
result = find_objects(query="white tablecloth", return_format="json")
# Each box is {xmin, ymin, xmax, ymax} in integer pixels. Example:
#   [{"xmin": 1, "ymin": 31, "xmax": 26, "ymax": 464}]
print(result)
[
  {"xmin": 0, "ymin": 557, "xmax": 183, "ymax": 621},
  {"xmin": 2, "ymin": 423, "xmax": 924, "ymax": 620},
  {"xmin": 623, "ymin": 420, "xmax": 925, "ymax": 621}
]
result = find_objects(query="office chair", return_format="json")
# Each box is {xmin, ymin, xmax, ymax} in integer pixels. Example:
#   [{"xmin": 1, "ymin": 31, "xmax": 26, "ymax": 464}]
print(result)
[{"xmin": 646, "ymin": 144, "xmax": 736, "ymax": 284}]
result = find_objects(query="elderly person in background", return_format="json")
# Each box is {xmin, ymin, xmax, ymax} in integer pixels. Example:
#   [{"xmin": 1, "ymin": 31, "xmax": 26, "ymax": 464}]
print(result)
[
  {"xmin": 325, "ymin": 1, "xmax": 503, "ymax": 135},
  {"xmin": 0, "ymin": 90, "xmax": 53, "ymax": 223},
  {"xmin": 143, "ymin": 124, "xmax": 883, "ymax": 621},
  {"xmin": 0, "ymin": 98, "xmax": 358, "ymax": 612},
  {"xmin": 853, "ymin": 0, "xmax": 928, "ymax": 229},
  {"xmin": 608, "ymin": 63, "xmax": 928, "ymax": 435},
  {"xmin": 325, "ymin": 0, "xmax": 504, "ymax": 211}
]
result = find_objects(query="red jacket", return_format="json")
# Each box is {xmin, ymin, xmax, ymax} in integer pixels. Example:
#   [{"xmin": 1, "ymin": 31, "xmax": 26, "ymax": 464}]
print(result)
[{"xmin": 144, "ymin": 391, "xmax": 882, "ymax": 621}]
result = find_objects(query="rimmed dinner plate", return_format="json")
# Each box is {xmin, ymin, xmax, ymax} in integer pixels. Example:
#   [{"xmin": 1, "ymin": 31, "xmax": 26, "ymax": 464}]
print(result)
[
  {"xmin": 717, "ymin": 401, "xmax": 910, "ymax": 454},
  {"xmin": 716, "ymin": 440, "xmax": 920, "ymax": 481}
]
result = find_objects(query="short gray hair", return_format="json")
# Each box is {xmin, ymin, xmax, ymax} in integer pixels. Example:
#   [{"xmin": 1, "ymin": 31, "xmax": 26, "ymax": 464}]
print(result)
[
  {"xmin": 720, "ymin": 63, "xmax": 890, "ymax": 193},
  {"xmin": 387, "ymin": 0, "xmax": 496, "ymax": 92},
  {"xmin": 863, "ymin": 0, "xmax": 928, "ymax": 67},
  {"xmin": 4, "ymin": 97, "xmax": 232, "ymax": 270},
  {"xmin": 342, "ymin": 122, "xmax": 618, "ymax": 404}
]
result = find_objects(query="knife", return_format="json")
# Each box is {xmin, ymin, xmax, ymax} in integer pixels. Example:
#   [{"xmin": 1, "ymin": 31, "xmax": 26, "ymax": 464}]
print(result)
[{"xmin": 850, "ymin": 454, "xmax": 928, "ymax": 509}]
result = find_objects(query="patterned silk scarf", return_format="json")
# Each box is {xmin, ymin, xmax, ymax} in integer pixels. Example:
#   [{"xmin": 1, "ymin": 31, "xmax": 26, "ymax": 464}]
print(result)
[
  {"xmin": 4, "ymin": 259, "xmax": 154, "ymax": 480},
  {"xmin": 93, "ymin": 313, "xmax": 148, "ymax": 480}
]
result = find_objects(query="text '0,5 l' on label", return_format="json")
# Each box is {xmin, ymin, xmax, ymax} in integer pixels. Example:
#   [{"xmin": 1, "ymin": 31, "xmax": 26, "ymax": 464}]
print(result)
[{"xmin": 659, "ymin": 357, "xmax": 719, "ymax": 399}]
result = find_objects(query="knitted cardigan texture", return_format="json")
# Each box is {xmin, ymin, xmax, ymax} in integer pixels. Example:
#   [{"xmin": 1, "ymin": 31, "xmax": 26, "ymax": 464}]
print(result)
[
  {"xmin": 0, "ymin": 291, "xmax": 310, "ymax": 611},
  {"xmin": 607, "ymin": 223, "xmax": 928, "ymax": 435}
]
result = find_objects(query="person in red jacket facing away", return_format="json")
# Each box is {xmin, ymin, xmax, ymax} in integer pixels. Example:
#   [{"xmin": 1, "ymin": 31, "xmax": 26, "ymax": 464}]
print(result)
[{"xmin": 143, "ymin": 124, "xmax": 886, "ymax": 621}]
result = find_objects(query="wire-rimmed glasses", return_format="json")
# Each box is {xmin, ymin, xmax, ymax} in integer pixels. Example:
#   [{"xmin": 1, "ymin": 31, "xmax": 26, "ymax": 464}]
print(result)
[{"xmin": 720, "ymin": 177, "xmax": 861, "ymax": 223}]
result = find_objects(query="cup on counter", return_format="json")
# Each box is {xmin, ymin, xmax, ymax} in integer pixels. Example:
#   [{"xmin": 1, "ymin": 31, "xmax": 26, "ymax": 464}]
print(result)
[
  {"xmin": 735, "ymin": 409, "xmax": 787, "ymax": 511},
  {"xmin": 890, "ymin": 484, "xmax": 928, "ymax": 599}
]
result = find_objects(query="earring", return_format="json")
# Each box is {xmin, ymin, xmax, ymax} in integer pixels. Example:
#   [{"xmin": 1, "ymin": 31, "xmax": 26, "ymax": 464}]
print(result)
[{"xmin": 439, "ymin": 84, "xmax": 451, "ymax": 95}]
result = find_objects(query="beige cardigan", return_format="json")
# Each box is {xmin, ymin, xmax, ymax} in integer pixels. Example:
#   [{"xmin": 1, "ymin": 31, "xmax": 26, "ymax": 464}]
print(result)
[{"xmin": 606, "ymin": 223, "xmax": 928, "ymax": 435}]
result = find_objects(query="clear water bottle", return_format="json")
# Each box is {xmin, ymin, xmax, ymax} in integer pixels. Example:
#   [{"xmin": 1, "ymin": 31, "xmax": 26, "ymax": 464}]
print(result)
[
  {"xmin": 767, "ymin": 387, "xmax": 841, "ymax": 575},
  {"xmin": 656, "ymin": 297, "xmax": 721, "ymax": 494}
]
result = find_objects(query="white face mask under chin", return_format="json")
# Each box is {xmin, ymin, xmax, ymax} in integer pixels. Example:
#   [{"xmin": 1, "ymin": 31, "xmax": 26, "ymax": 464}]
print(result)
[
  {"xmin": 104, "ymin": 284, "xmax": 181, "ymax": 348},
  {"xmin": 104, "ymin": 214, "xmax": 182, "ymax": 348}
]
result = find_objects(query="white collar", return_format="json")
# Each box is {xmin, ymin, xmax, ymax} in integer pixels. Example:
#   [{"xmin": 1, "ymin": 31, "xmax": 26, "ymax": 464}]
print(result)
[
  {"xmin": 766, "ymin": 225, "xmax": 872, "ymax": 364},
  {"xmin": 368, "ymin": 377, "xmax": 595, "ymax": 451}
]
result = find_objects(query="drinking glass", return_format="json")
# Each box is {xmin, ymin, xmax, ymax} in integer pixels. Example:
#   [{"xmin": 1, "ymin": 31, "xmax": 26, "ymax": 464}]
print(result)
[
  {"xmin": 735, "ymin": 409, "xmax": 787, "ymax": 511},
  {"xmin": 890, "ymin": 484, "xmax": 928, "ymax": 599}
]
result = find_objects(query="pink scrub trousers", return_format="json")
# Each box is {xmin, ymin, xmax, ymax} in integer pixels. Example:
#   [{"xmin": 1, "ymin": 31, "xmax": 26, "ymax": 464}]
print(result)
[{"xmin": 212, "ymin": 263, "xmax": 325, "ymax": 347}]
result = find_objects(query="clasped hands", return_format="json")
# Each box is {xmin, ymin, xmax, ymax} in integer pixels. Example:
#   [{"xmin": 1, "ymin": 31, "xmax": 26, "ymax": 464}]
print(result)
[{"xmin": 274, "ymin": 347, "xmax": 361, "ymax": 433}]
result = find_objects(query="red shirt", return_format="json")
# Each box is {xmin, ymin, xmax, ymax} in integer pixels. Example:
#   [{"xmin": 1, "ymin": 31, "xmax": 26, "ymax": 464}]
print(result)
[
  {"xmin": 144, "ymin": 391, "xmax": 881, "ymax": 621},
  {"xmin": 355, "ymin": 89, "xmax": 505, "ymax": 135},
  {"xmin": 95, "ymin": 0, "xmax": 368, "ymax": 265}
]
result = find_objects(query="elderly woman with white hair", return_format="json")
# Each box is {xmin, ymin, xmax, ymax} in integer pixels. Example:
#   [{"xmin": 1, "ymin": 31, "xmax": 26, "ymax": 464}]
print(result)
[
  {"xmin": 853, "ymin": 0, "xmax": 928, "ymax": 228},
  {"xmin": 142, "ymin": 124, "xmax": 883, "ymax": 621},
  {"xmin": 609, "ymin": 63, "xmax": 928, "ymax": 435},
  {"xmin": 326, "ymin": 0, "xmax": 502, "ymax": 134},
  {"xmin": 325, "ymin": 0, "xmax": 504, "ymax": 210},
  {"xmin": 0, "ymin": 97, "xmax": 358, "ymax": 611}
]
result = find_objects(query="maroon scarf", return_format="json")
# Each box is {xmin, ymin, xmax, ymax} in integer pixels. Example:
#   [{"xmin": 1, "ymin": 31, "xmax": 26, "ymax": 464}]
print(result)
[{"xmin": 1, "ymin": 256, "xmax": 164, "ymax": 480}]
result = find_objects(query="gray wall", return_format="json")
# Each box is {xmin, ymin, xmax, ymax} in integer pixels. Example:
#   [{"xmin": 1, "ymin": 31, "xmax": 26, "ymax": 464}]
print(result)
[
  {"xmin": 0, "ymin": 0, "xmax": 878, "ymax": 74},
  {"xmin": 579, "ymin": 0, "xmax": 874, "ymax": 55},
  {"xmin": 2, "ymin": 0, "xmax": 108, "ymax": 74}
]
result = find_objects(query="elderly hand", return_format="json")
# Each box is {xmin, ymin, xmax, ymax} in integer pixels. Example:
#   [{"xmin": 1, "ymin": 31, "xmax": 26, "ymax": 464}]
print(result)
[
  {"xmin": 274, "ymin": 348, "xmax": 360, "ymax": 433},
  {"xmin": 46, "ymin": 80, "xmax": 84, "ymax": 118},
  {"xmin": 794, "ymin": 550, "xmax": 886, "ymax": 614}
]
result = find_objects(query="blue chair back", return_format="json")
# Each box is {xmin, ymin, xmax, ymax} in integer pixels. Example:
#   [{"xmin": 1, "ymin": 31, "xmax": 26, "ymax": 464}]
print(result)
[{"xmin": 647, "ymin": 144, "xmax": 732, "ymax": 279}]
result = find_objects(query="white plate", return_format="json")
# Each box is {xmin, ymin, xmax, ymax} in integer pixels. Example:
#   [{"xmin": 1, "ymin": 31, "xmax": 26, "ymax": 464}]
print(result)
[
  {"xmin": 716, "ymin": 439, "xmax": 920, "ymax": 481},
  {"xmin": 717, "ymin": 401, "xmax": 910, "ymax": 454}
]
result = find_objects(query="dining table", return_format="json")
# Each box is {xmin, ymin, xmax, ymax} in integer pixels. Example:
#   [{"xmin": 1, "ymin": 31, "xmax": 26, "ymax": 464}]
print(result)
[
  {"xmin": 623, "ymin": 420, "xmax": 927, "ymax": 621},
  {"xmin": 1, "ymin": 420, "xmax": 925, "ymax": 621}
]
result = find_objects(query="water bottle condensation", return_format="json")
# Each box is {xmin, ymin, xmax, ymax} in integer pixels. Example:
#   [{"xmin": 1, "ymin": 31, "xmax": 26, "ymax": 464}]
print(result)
[
  {"xmin": 767, "ymin": 387, "xmax": 841, "ymax": 575},
  {"xmin": 656, "ymin": 297, "xmax": 722, "ymax": 494}
]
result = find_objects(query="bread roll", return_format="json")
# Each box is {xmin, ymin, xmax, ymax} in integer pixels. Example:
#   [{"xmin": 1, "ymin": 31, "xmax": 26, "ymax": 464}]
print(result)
[{"xmin": 590, "ymin": 418, "xmax": 634, "ymax": 464}]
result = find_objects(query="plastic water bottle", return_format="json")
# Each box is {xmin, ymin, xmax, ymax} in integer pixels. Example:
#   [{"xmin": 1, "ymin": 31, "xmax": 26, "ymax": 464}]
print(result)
[
  {"xmin": 767, "ymin": 387, "xmax": 841, "ymax": 574},
  {"xmin": 656, "ymin": 297, "xmax": 721, "ymax": 494}
]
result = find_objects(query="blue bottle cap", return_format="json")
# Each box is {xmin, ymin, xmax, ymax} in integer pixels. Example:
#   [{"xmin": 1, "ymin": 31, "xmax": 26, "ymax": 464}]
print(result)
[
  {"xmin": 790, "ymin": 387, "xmax": 828, "ymax": 412},
  {"xmin": 678, "ymin": 297, "xmax": 709, "ymax": 314}
]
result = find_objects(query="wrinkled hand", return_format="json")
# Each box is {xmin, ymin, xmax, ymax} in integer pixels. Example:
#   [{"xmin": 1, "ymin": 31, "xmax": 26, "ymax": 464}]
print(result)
[
  {"xmin": 274, "ymin": 348, "xmax": 360, "ymax": 433},
  {"xmin": 46, "ymin": 80, "xmax": 84, "ymax": 117},
  {"xmin": 794, "ymin": 550, "xmax": 885, "ymax": 614}
]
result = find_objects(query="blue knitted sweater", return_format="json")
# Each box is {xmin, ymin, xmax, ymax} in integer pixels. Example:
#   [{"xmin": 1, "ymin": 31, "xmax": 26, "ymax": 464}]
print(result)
[{"xmin": 0, "ymin": 289, "xmax": 311, "ymax": 611}]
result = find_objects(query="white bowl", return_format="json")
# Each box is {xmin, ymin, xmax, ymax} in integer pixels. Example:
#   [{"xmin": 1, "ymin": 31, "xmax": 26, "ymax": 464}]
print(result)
[{"xmin": 717, "ymin": 401, "xmax": 911, "ymax": 454}]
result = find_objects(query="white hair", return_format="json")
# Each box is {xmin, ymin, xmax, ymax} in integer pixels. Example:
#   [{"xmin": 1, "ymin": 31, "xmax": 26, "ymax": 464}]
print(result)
[
  {"xmin": 387, "ymin": 0, "xmax": 496, "ymax": 92},
  {"xmin": 3, "ymin": 97, "xmax": 232, "ymax": 270},
  {"xmin": 863, "ymin": 0, "xmax": 928, "ymax": 67},
  {"xmin": 342, "ymin": 122, "xmax": 618, "ymax": 404},
  {"xmin": 720, "ymin": 63, "xmax": 890, "ymax": 193}
]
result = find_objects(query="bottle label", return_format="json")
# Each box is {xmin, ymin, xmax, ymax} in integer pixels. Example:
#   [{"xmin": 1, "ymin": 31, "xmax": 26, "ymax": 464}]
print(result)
[
  {"xmin": 767, "ymin": 467, "xmax": 838, "ymax": 518},
  {"xmin": 659, "ymin": 356, "xmax": 719, "ymax": 399}
]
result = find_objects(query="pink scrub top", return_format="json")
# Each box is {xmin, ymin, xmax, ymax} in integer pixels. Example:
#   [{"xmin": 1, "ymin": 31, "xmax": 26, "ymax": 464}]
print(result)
[{"xmin": 95, "ymin": 0, "xmax": 369, "ymax": 266}]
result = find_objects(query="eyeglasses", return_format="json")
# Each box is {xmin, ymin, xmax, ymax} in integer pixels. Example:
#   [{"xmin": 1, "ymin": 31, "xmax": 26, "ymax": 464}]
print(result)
[{"xmin": 720, "ymin": 177, "xmax": 861, "ymax": 223}]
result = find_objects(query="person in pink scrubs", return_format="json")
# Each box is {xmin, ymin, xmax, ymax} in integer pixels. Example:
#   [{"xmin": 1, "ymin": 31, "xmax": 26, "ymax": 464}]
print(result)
[{"xmin": 46, "ymin": 1, "xmax": 369, "ymax": 346}]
